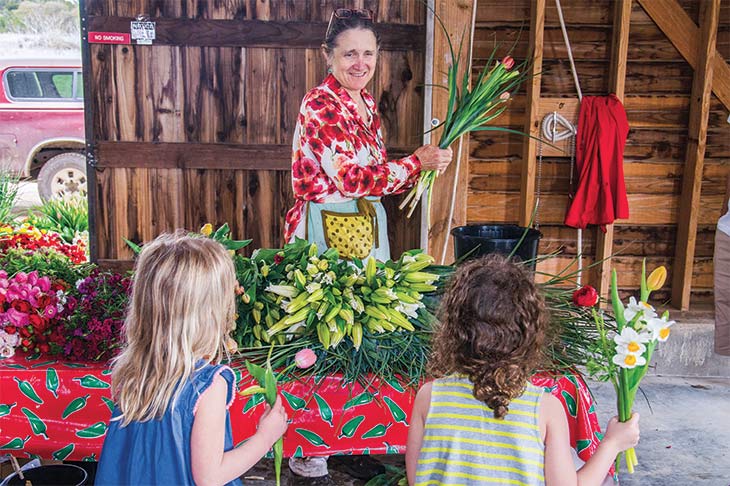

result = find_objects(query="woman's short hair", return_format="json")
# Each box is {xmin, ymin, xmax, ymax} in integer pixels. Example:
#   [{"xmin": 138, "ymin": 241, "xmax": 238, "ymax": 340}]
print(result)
[{"xmin": 323, "ymin": 8, "xmax": 380, "ymax": 52}]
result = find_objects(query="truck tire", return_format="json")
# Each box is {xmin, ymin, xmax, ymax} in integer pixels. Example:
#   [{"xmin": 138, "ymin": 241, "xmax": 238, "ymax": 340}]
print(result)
[{"xmin": 37, "ymin": 152, "xmax": 87, "ymax": 201}]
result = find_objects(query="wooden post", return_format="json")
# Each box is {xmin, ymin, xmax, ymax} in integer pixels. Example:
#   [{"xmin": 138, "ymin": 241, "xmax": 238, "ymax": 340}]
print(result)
[
  {"xmin": 426, "ymin": 0, "xmax": 476, "ymax": 261},
  {"xmin": 593, "ymin": 0, "xmax": 632, "ymax": 301},
  {"xmin": 518, "ymin": 0, "xmax": 545, "ymax": 227},
  {"xmin": 671, "ymin": 0, "xmax": 720, "ymax": 310}
]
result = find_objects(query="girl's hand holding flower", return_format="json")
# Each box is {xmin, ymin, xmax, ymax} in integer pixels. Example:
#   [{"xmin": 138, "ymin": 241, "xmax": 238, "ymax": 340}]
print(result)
[{"xmin": 257, "ymin": 395, "xmax": 288, "ymax": 446}]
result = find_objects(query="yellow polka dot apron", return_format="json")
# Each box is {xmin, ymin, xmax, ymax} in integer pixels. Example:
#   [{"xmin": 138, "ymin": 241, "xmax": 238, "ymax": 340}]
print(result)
[{"xmin": 305, "ymin": 197, "xmax": 390, "ymax": 261}]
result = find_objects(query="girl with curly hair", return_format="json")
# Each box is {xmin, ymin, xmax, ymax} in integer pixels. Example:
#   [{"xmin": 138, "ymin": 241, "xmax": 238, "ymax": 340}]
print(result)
[{"xmin": 406, "ymin": 254, "xmax": 640, "ymax": 486}]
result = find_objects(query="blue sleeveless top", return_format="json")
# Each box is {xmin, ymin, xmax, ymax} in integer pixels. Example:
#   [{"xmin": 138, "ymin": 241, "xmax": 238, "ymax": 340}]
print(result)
[{"xmin": 95, "ymin": 363, "xmax": 241, "ymax": 486}]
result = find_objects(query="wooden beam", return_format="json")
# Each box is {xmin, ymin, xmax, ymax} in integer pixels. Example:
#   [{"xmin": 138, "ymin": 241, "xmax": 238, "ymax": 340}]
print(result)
[
  {"xmin": 426, "ymin": 0, "xmax": 476, "ymax": 262},
  {"xmin": 95, "ymin": 142, "xmax": 414, "ymax": 170},
  {"xmin": 637, "ymin": 0, "xmax": 730, "ymax": 111},
  {"xmin": 594, "ymin": 0, "xmax": 632, "ymax": 302},
  {"xmin": 671, "ymin": 0, "xmax": 720, "ymax": 310},
  {"xmin": 518, "ymin": 0, "xmax": 545, "ymax": 227},
  {"xmin": 87, "ymin": 16, "xmax": 424, "ymax": 50}
]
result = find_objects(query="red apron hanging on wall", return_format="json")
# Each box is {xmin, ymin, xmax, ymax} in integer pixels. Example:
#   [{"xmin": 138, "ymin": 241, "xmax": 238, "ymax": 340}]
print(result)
[{"xmin": 564, "ymin": 94, "xmax": 629, "ymax": 231}]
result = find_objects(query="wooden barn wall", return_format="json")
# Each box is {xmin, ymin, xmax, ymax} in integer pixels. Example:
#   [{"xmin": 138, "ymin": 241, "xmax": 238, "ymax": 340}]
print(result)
[
  {"xmin": 471, "ymin": 0, "xmax": 730, "ymax": 305},
  {"xmin": 83, "ymin": 0, "xmax": 425, "ymax": 263}
]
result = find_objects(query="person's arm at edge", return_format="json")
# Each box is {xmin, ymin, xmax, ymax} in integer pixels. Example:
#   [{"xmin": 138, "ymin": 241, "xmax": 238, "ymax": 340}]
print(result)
[
  {"xmin": 191, "ymin": 374, "xmax": 286, "ymax": 486},
  {"xmin": 406, "ymin": 381, "xmax": 432, "ymax": 486}
]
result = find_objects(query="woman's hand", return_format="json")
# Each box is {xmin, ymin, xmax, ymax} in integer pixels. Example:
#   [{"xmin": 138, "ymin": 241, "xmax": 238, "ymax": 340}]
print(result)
[{"xmin": 414, "ymin": 144, "xmax": 453, "ymax": 172}]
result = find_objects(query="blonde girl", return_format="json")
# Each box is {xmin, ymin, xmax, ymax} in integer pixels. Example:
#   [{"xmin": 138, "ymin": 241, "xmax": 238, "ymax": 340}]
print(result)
[
  {"xmin": 406, "ymin": 254, "xmax": 640, "ymax": 486},
  {"xmin": 96, "ymin": 232, "xmax": 287, "ymax": 486}
]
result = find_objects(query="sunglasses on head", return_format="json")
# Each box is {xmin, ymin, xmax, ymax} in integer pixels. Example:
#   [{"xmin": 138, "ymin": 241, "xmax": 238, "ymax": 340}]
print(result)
[{"xmin": 325, "ymin": 8, "xmax": 374, "ymax": 40}]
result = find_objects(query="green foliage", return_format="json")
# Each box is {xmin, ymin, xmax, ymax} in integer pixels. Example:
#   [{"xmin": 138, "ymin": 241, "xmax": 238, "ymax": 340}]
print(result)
[
  {"xmin": 1, "ymin": 0, "xmax": 78, "ymax": 34},
  {"xmin": 0, "ymin": 246, "xmax": 94, "ymax": 284},
  {"xmin": 0, "ymin": 169, "xmax": 20, "ymax": 225},
  {"xmin": 25, "ymin": 195, "xmax": 88, "ymax": 244}
]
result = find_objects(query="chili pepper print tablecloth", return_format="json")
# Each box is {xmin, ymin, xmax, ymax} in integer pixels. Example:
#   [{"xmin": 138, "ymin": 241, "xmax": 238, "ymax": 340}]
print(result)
[{"xmin": 0, "ymin": 353, "xmax": 604, "ymax": 463}]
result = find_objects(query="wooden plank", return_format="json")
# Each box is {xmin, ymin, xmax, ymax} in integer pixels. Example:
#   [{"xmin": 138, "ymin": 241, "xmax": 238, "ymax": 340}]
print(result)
[
  {"xmin": 518, "ymin": 0, "xmax": 545, "ymax": 226},
  {"xmin": 468, "ymin": 192, "xmax": 727, "ymax": 226},
  {"xmin": 245, "ymin": 48, "xmax": 280, "ymax": 144},
  {"xmin": 671, "ymin": 0, "xmax": 720, "ymax": 310},
  {"xmin": 471, "ymin": 126, "xmax": 730, "ymax": 162},
  {"xmin": 86, "ymin": 16, "xmax": 425, "ymax": 50},
  {"xmin": 637, "ymin": 0, "xmax": 730, "ymax": 110},
  {"xmin": 427, "ymin": 0, "xmax": 477, "ymax": 262},
  {"xmin": 593, "ymin": 0, "xmax": 632, "ymax": 302},
  {"xmin": 95, "ymin": 142, "xmax": 416, "ymax": 170},
  {"xmin": 473, "ymin": 23, "xmax": 729, "ymax": 62},
  {"xmin": 536, "ymin": 255, "xmax": 714, "ymax": 289}
]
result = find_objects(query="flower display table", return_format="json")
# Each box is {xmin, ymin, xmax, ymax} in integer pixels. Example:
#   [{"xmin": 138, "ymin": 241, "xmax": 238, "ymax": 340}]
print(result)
[{"xmin": 0, "ymin": 353, "xmax": 603, "ymax": 463}]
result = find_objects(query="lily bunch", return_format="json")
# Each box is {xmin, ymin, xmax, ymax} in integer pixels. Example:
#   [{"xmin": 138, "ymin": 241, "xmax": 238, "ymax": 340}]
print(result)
[
  {"xmin": 232, "ymin": 239, "xmax": 443, "ymax": 385},
  {"xmin": 399, "ymin": 34, "xmax": 529, "ymax": 218},
  {"xmin": 578, "ymin": 261, "xmax": 673, "ymax": 474}
]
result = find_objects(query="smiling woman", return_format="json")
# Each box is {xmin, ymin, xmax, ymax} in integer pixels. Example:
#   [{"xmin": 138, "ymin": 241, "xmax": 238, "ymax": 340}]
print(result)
[{"xmin": 283, "ymin": 9, "xmax": 453, "ymax": 263}]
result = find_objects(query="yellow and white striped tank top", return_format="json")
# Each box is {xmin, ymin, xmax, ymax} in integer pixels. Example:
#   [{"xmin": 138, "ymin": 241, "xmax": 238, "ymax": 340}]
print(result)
[{"xmin": 415, "ymin": 376, "xmax": 545, "ymax": 486}]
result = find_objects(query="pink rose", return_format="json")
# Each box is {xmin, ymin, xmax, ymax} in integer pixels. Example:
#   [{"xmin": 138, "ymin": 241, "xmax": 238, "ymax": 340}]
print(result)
[{"xmin": 294, "ymin": 348, "xmax": 317, "ymax": 369}]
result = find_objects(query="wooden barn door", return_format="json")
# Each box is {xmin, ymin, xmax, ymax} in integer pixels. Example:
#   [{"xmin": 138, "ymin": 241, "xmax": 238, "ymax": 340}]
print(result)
[{"xmin": 80, "ymin": 1, "xmax": 425, "ymax": 265}]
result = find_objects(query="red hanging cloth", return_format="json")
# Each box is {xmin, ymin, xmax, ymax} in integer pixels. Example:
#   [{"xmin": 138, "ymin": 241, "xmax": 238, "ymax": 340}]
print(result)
[{"xmin": 564, "ymin": 94, "xmax": 630, "ymax": 232}]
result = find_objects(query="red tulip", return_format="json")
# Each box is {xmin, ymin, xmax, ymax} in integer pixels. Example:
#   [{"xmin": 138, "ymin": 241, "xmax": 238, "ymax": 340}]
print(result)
[
  {"xmin": 572, "ymin": 285, "xmax": 599, "ymax": 307},
  {"xmin": 501, "ymin": 56, "xmax": 515, "ymax": 70},
  {"xmin": 294, "ymin": 348, "xmax": 317, "ymax": 369}
]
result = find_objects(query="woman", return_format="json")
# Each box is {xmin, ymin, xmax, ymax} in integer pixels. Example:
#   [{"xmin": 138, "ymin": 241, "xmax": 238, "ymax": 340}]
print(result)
[{"xmin": 284, "ymin": 8, "xmax": 452, "ymax": 261}]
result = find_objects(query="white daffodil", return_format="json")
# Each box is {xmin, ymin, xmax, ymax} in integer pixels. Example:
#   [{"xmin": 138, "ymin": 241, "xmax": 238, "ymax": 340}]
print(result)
[
  {"xmin": 646, "ymin": 316, "xmax": 675, "ymax": 342},
  {"xmin": 623, "ymin": 296, "xmax": 657, "ymax": 323},
  {"xmin": 614, "ymin": 327, "xmax": 650, "ymax": 355},
  {"xmin": 612, "ymin": 350, "xmax": 647, "ymax": 369},
  {"xmin": 321, "ymin": 272, "xmax": 334, "ymax": 285}
]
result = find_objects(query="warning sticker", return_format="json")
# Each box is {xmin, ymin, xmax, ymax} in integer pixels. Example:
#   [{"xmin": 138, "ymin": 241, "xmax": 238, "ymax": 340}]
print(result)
[
  {"xmin": 130, "ymin": 20, "xmax": 156, "ymax": 45},
  {"xmin": 89, "ymin": 32, "xmax": 131, "ymax": 45}
]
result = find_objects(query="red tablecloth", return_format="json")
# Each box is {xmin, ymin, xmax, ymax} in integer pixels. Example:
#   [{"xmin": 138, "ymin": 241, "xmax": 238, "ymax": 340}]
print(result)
[{"xmin": 0, "ymin": 353, "xmax": 604, "ymax": 463}]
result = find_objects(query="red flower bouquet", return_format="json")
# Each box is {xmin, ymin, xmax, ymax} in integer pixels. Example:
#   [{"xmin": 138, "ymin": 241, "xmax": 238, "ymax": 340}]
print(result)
[{"xmin": 0, "ymin": 223, "xmax": 87, "ymax": 264}]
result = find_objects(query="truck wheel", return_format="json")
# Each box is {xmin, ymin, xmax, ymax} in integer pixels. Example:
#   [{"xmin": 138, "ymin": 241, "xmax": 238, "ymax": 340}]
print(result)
[{"xmin": 37, "ymin": 152, "xmax": 87, "ymax": 201}]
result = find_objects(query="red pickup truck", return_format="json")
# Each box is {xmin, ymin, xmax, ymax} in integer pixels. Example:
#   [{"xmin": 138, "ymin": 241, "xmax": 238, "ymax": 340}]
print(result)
[{"xmin": 0, "ymin": 58, "xmax": 86, "ymax": 200}]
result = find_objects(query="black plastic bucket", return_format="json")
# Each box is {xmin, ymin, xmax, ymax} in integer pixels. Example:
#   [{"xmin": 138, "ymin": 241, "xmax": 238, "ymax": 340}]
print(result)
[
  {"xmin": 5, "ymin": 465, "xmax": 87, "ymax": 486},
  {"xmin": 451, "ymin": 224, "xmax": 542, "ymax": 268}
]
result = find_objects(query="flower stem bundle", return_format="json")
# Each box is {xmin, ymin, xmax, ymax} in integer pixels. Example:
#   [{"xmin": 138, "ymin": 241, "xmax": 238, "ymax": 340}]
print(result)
[
  {"xmin": 578, "ymin": 261, "xmax": 673, "ymax": 474},
  {"xmin": 399, "ymin": 21, "xmax": 530, "ymax": 219}
]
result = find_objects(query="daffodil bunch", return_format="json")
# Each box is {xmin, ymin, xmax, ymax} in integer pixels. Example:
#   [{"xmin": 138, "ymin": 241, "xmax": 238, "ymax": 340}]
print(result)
[{"xmin": 579, "ymin": 260, "xmax": 674, "ymax": 474}]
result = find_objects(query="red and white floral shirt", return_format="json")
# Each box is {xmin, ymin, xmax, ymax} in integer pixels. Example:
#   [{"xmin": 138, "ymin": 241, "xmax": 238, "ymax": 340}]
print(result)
[{"xmin": 284, "ymin": 74, "xmax": 421, "ymax": 242}]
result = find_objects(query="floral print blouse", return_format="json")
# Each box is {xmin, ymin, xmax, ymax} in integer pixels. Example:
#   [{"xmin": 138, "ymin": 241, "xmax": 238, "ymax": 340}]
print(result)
[{"xmin": 284, "ymin": 74, "xmax": 421, "ymax": 242}]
